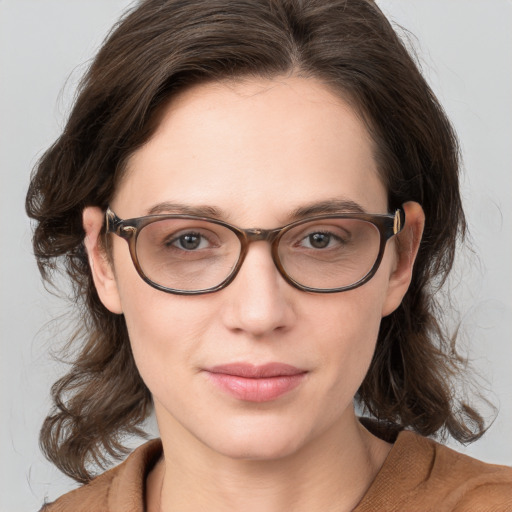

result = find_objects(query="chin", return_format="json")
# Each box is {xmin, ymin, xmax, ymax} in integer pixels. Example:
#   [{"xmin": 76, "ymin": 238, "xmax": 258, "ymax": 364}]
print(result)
[
  {"xmin": 200, "ymin": 416, "xmax": 311, "ymax": 462},
  {"xmin": 215, "ymin": 438, "xmax": 305, "ymax": 462}
]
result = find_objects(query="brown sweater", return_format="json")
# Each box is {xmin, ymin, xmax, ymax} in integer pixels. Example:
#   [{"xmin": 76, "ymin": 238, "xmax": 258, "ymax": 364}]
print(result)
[{"xmin": 41, "ymin": 431, "xmax": 512, "ymax": 512}]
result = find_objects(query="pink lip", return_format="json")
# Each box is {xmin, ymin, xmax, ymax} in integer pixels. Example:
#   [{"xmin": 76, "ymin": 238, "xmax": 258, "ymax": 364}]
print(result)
[{"xmin": 204, "ymin": 363, "xmax": 307, "ymax": 402}]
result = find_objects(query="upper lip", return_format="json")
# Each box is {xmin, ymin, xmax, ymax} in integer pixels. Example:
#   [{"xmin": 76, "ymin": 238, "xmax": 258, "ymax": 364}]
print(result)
[{"xmin": 206, "ymin": 363, "xmax": 306, "ymax": 378}]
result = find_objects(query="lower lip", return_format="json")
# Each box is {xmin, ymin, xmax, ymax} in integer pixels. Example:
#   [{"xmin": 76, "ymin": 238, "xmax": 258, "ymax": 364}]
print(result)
[{"xmin": 206, "ymin": 372, "xmax": 306, "ymax": 402}]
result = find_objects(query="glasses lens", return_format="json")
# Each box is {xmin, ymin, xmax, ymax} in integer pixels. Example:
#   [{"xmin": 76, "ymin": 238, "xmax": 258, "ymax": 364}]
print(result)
[
  {"xmin": 136, "ymin": 218, "xmax": 241, "ymax": 291},
  {"xmin": 278, "ymin": 218, "xmax": 381, "ymax": 290}
]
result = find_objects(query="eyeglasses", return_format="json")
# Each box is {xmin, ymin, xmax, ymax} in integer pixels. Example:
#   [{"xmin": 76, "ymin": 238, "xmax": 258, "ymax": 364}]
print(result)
[{"xmin": 105, "ymin": 207, "xmax": 404, "ymax": 295}]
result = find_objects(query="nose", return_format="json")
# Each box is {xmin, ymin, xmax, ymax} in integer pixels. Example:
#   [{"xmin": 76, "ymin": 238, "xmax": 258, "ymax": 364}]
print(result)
[{"xmin": 220, "ymin": 242, "xmax": 296, "ymax": 338}]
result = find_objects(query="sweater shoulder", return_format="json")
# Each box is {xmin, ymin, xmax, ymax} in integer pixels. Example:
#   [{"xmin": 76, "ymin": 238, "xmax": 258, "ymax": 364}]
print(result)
[
  {"xmin": 430, "ymin": 439, "xmax": 512, "ymax": 511},
  {"xmin": 39, "ymin": 439, "xmax": 162, "ymax": 512},
  {"xmin": 356, "ymin": 430, "xmax": 512, "ymax": 512}
]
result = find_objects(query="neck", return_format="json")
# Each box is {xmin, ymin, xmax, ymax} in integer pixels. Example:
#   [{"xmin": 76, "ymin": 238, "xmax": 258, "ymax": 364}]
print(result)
[{"xmin": 147, "ymin": 411, "xmax": 391, "ymax": 512}]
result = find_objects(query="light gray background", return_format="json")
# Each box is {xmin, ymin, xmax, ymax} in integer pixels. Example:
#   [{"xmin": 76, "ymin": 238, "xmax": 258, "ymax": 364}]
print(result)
[{"xmin": 1, "ymin": 1, "xmax": 511, "ymax": 510}]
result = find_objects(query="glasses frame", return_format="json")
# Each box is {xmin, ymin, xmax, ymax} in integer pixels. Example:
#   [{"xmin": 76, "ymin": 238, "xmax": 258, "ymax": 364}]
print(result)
[{"xmin": 105, "ymin": 207, "xmax": 405, "ymax": 295}]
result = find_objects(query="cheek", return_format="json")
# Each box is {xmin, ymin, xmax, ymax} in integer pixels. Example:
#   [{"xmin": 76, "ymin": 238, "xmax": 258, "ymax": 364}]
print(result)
[
  {"xmin": 314, "ymin": 271, "xmax": 388, "ymax": 348},
  {"xmin": 111, "ymin": 246, "xmax": 216, "ymax": 390},
  {"xmin": 308, "ymin": 280, "xmax": 389, "ymax": 392},
  {"xmin": 122, "ymin": 293, "xmax": 213, "ymax": 372}
]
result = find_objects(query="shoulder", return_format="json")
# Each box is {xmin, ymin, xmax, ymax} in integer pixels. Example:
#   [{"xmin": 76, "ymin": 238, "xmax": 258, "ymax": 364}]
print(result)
[
  {"xmin": 356, "ymin": 429, "xmax": 512, "ymax": 512},
  {"xmin": 39, "ymin": 439, "xmax": 162, "ymax": 512},
  {"xmin": 422, "ymin": 435, "xmax": 512, "ymax": 511}
]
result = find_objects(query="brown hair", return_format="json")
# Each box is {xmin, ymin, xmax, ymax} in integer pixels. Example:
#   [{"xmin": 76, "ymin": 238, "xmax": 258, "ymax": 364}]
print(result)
[{"xmin": 26, "ymin": 0, "xmax": 485, "ymax": 483}]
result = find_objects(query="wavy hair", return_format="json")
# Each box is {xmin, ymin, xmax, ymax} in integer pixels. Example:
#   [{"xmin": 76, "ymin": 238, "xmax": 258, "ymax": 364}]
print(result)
[{"xmin": 26, "ymin": 0, "xmax": 485, "ymax": 483}]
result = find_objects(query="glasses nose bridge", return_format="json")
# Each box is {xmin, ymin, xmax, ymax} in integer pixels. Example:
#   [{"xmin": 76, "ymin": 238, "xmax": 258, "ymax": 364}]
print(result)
[
  {"xmin": 234, "ymin": 227, "xmax": 284, "ymax": 286},
  {"xmin": 238, "ymin": 227, "xmax": 282, "ymax": 269},
  {"xmin": 242, "ymin": 227, "xmax": 281, "ymax": 245}
]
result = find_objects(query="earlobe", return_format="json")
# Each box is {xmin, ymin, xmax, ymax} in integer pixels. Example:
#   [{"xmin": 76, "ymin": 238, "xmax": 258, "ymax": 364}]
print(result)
[
  {"xmin": 83, "ymin": 207, "xmax": 123, "ymax": 314},
  {"xmin": 381, "ymin": 201, "xmax": 425, "ymax": 317}
]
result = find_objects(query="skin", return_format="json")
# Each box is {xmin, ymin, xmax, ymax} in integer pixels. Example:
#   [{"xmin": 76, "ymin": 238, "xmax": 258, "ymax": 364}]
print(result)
[{"xmin": 84, "ymin": 76, "xmax": 424, "ymax": 512}]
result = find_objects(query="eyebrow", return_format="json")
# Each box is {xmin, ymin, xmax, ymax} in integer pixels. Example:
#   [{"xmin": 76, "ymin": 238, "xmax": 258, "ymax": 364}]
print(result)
[
  {"xmin": 146, "ymin": 202, "xmax": 227, "ymax": 218},
  {"xmin": 145, "ymin": 197, "xmax": 366, "ymax": 222},
  {"xmin": 289, "ymin": 198, "xmax": 367, "ymax": 219}
]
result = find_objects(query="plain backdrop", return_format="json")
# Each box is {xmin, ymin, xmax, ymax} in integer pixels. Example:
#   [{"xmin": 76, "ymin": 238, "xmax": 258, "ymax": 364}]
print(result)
[{"xmin": 1, "ymin": 1, "xmax": 511, "ymax": 510}]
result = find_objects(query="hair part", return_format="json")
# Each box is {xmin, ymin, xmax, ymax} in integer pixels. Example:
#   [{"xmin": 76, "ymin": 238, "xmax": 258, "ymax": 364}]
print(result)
[{"xmin": 27, "ymin": 0, "xmax": 485, "ymax": 483}]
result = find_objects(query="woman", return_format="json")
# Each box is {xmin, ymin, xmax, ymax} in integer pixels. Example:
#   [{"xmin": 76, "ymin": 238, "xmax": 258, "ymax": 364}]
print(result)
[{"xmin": 26, "ymin": 0, "xmax": 511, "ymax": 510}]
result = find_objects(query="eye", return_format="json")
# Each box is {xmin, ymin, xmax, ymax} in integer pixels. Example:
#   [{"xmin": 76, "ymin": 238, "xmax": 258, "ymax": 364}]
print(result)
[
  {"xmin": 300, "ymin": 231, "xmax": 342, "ymax": 249},
  {"xmin": 306, "ymin": 232, "xmax": 331, "ymax": 249},
  {"xmin": 171, "ymin": 232, "xmax": 210, "ymax": 251}
]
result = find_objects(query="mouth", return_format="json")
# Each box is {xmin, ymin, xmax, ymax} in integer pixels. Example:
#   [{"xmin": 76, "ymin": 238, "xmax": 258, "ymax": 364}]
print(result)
[{"xmin": 203, "ymin": 363, "xmax": 308, "ymax": 402}]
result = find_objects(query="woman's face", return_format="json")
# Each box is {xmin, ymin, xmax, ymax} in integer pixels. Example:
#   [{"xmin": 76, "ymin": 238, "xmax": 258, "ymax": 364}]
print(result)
[{"xmin": 87, "ymin": 76, "xmax": 418, "ymax": 461}]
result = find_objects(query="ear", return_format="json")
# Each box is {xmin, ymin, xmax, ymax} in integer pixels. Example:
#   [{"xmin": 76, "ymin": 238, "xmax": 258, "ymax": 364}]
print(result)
[
  {"xmin": 381, "ymin": 201, "xmax": 425, "ymax": 317},
  {"xmin": 83, "ymin": 207, "xmax": 123, "ymax": 314}
]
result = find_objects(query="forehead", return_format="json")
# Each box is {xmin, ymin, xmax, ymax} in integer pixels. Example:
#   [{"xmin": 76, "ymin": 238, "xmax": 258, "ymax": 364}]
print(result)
[{"xmin": 114, "ymin": 76, "xmax": 387, "ymax": 224}]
